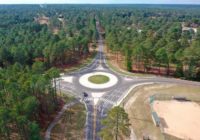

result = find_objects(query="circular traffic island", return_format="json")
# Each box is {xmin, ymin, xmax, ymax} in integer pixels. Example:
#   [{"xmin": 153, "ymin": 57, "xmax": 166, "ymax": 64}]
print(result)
[
  {"xmin": 79, "ymin": 72, "xmax": 118, "ymax": 89},
  {"xmin": 88, "ymin": 75, "xmax": 110, "ymax": 84}
]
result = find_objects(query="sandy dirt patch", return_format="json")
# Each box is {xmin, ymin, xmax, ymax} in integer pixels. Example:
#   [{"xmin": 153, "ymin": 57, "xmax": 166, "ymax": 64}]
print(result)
[
  {"xmin": 153, "ymin": 100, "xmax": 200, "ymax": 140},
  {"xmin": 123, "ymin": 84, "xmax": 200, "ymax": 140},
  {"xmin": 35, "ymin": 15, "xmax": 49, "ymax": 25}
]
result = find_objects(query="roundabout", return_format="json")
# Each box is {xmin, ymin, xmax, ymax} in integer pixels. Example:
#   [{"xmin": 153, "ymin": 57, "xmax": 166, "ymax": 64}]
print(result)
[
  {"xmin": 47, "ymin": 20, "xmax": 200, "ymax": 140},
  {"xmin": 79, "ymin": 71, "xmax": 118, "ymax": 89}
]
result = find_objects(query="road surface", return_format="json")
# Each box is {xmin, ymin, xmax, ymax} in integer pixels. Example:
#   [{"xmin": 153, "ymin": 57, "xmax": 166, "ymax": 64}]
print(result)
[{"xmin": 56, "ymin": 21, "xmax": 200, "ymax": 140}]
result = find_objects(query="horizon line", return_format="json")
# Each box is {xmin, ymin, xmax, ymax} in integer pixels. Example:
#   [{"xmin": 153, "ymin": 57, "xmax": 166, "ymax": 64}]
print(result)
[{"xmin": 1, "ymin": 3, "xmax": 200, "ymax": 5}]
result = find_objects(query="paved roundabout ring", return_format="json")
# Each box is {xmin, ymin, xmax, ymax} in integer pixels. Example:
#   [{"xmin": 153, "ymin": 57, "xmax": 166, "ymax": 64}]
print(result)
[{"xmin": 79, "ymin": 71, "xmax": 118, "ymax": 89}]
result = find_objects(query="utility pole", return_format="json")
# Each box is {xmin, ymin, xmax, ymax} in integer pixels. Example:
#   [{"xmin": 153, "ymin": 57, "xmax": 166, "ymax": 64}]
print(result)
[
  {"xmin": 115, "ymin": 109, "xmax": 119, "ymax": 140},
  {"xmin": 58, "ymin": 78, "xmax": 61, "ymax": 96},
  {"xmin": 69, "ymin": 106, "xmax": 72, "ymax": 125}
]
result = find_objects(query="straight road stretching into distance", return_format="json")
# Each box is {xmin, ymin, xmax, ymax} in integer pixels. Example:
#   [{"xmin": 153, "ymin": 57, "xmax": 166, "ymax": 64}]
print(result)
[{"xmin": 54, "ymin": 20, "xmax": 200, "ymax": 140}]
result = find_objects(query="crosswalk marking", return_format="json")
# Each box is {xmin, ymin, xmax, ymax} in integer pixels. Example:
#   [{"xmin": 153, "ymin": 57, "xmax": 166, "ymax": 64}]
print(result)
[{"xmin": 100, "ymin": 98, "xmax": 115, "ymax": 105}]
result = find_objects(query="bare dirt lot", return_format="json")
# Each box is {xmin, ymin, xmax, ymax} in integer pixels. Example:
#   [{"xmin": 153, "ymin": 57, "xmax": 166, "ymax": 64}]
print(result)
[
  {"xmin": 153, "ymin": 100, "xmax": 200, "ymax": 140},
  {"xmin": 124, "ymin": 84, "xmax": 200, "ymax": 140},
  {"xmin": 35, "ymin": 15, "xmax": 49, "ymax": 25}
]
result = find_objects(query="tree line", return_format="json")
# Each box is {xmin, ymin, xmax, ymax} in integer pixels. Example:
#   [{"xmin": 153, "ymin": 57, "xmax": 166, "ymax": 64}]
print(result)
[
  {"xmin": 0, "ymin": 4, "xmax": 200, "ymax": 139},
  {"xmin": 0, "ymin": 5, "xmax": 97, "ymax": 68},
  {"xmin": 0, "ymin": 5, "xmax": 98, "ymax": 139},
  {"xmin": 99, "ymin": 5, "xmax": 200, "ymax": 80},
  {"xmin": 0, "ymin": 62, "xmax": 60, "ymax": 139}
]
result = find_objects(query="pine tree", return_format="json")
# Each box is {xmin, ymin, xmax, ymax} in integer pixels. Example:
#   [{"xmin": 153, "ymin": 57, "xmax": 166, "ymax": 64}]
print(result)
[{"xmin": 99, "ymin": 106, "xmax": 130, "ymax": 140}]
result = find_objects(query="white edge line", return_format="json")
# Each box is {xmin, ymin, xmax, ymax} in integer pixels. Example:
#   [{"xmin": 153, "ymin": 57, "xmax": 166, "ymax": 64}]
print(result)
[{"xmin": 115, "ymin": 82, "xmax": 156, "ymax": 106}]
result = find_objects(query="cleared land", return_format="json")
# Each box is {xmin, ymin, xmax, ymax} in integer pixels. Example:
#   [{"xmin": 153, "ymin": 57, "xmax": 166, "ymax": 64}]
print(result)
[
  {"xmin": 50, "ymin": 103, "xmax": 86, "ymax": 140},
  {"xmin": 88, "ymin": 75, "xmax": 110, "ymax": 84},
  {"xmin": 104, "ymin": 45, "xmax": 153, "ymax": 77},
  {"xmin": 123, "ymin": 84, "xmax": 200, "ymax": 140},
  {"xmin": 153, "ymin": 100, "xmax": 200, "ymax": 140}
]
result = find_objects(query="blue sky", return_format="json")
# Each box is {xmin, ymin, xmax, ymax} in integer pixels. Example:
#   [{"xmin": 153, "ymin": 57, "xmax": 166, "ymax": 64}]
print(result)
[{"xmin": 0, "ymin": 0, "xmax": 200, "ymax": 4}]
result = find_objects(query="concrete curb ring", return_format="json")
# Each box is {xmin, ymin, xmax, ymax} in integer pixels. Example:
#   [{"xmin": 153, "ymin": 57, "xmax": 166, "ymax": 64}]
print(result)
[{"xmin": 79, "ymin": 72, "xmax": 118, "ymax": 89}]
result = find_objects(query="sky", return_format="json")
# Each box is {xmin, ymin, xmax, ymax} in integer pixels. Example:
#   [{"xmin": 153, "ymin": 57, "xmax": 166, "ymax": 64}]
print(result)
[{"xmin": 0, "ymin": 0, "xmax": 200, "ymax": 4}]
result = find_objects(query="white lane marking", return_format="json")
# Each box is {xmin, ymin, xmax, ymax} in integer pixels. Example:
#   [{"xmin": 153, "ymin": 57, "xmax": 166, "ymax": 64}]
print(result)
[
  {"xmin": 95, "ymin": 65, "xmax": 104, "ymax": 70},
  {"xmin": 94, "ymin": 98, "xmax": 99, "ymax": 105},
  {"xmin": 61, "ymin": 76, "xmax": 73, "ymax": 83},
  {"xmin": 100, "ymin": 98, "xmax": 115, "ymax": 105},
  {"xmin": 115, "ymin": 82, "xmax": 155, "ymax": 106},
  {"xmin": 91, "ymin": 92, "xmax": 105, "ymax": 98},
  {"xmin": 91, "ymin": 92, "xmax": 105, "ymax": 105}
]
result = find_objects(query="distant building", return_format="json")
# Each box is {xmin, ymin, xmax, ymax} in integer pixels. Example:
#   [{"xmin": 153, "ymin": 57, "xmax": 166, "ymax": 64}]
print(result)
[
  {"xmin": 127, "ymin": 27, "xmax": 131, "ymax": 30},
  {"xmin": 137, "ymin": 29, "xmax": 142, "ymax": 33},
  {"xmin": 182, "ymin": 22, "xmax": 198, "ymax": 34},
  {"xmin": 58, "ymin": 14, "xmax": 64, "ymax": 19}
]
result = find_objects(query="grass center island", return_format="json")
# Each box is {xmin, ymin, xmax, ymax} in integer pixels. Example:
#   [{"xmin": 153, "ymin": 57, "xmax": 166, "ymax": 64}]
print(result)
[{"xmin": 88, "ymin": 74, "xmax": 110, "ymax": 84}]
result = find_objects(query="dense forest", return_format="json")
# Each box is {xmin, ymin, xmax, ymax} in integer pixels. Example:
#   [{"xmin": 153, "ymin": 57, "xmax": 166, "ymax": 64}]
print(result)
[
  {"xmin": 0, "ymin": 63, "xmax": 60, "ymax": 139},
  {"xmin": 99, "ymin": 5, "xmax": 200, "ymax": 80},
  {"xmin": 0, "ymin": 5, "xmax": 97, "ymax": 68},
  {"xmin": 0, "ymin": 4, "xmax": 200, "ymax": 139},
  {"xmin": 0, "ymin": 5, "xmax": 97, "ymax": 139}
]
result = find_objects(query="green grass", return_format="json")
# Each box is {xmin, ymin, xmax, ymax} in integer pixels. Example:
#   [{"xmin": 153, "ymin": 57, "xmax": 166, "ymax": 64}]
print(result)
[{"xmin": 88, "ymin": 75, "xmax": 110, "ymax": 84}]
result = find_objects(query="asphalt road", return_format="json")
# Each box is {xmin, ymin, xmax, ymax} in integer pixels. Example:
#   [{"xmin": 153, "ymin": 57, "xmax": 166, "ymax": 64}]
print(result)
[{"xmin": 57, "ymin": 22, "xmax": 200, "ymax": 140}]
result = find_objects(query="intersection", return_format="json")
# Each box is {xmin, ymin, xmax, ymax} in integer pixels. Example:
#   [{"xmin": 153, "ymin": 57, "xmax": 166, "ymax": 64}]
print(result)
[{"xmin": 58, "ymin": 24, "xmax": 200, "ymax": 140}]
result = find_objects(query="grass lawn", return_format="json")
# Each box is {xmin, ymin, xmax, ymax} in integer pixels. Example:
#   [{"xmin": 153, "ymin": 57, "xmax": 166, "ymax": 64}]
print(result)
[
  {"xmin": 88, "ymin": 75, "xmax": 110, "ymax": 84},
  {"xmin": 123, "ymin": 84, "xmax": 200, "ymax": 140},
  {"xmin": 50, "ymin": 103, "xmax": 86, "ymax": 140}
]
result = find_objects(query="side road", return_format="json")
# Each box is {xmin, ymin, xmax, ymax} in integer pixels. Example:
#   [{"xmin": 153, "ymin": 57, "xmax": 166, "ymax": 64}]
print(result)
[{"xmin": 44, "ymin": 100, "xmax": 78, "ymax": 140}]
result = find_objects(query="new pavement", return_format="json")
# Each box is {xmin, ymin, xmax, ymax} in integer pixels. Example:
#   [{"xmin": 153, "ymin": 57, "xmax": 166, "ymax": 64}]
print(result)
[{"xmin": 58, "ymin": 24, "xmax": 200, "ymax": 140}]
